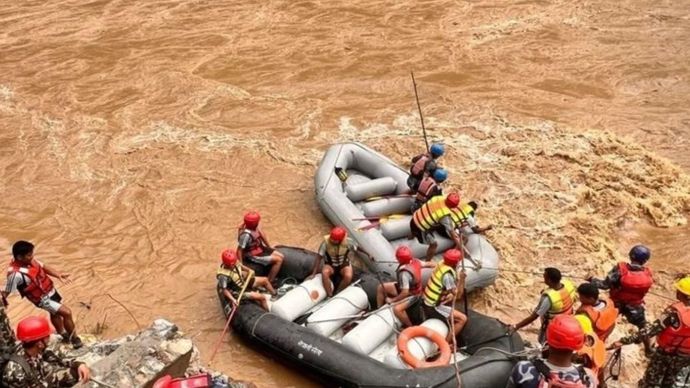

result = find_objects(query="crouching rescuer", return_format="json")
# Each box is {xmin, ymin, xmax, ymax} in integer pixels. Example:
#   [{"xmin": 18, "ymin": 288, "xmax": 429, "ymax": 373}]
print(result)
[{"xmin": 2, "ymin": 316, "xmax": 90, "ymax": 387}]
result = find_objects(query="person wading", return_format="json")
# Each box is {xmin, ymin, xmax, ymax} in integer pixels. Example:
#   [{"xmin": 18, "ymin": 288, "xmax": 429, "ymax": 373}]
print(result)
[
  {"xmin": 236, "ymin": 211, "xmax": 284, "ymax": 285},
  {"xmin": 409, "ymin": 192, "xmax": 463, "ymax": 261},
  {"xmin": 217, "ymin": 249, "xmax": 275, "ymax": 312},
  {"xmin": 1, "ymin": 316, "xmax": 90, "ymax": 387},
  {"xmin": 406, "ymin": 143, "xmax": 444, "ymax": 192},
  {"xmin": 2, "ymin": 241, "xmax": 82, "ymax": 349},
  {"xmin": 610, "ymin": 276, "xmax": 690, "ymax": 388},
  {"xmin": 507, "ymin": 314, "xmax": 597, "ymax": 388},
  {"xmin": 309, "ymin": 226, "xmax": 357, "ymax": 297},
  {"xmin": 589, "ymin": 244, "xmax": 654, "ymax": 354},
  {"xmin": 509, "ymin": 267, "xmax": 577, "ymax": 344}
]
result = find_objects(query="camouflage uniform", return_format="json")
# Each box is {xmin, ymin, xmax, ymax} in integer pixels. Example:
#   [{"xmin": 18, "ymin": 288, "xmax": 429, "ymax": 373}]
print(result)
[
  {"xmin": 0, "ymin": 305, "xmax": 17, "ymax": 350},
  {"xmin": 619, "ymin": 306, "xmax": 690, "ymax": 388},
  {"xmin": 1, "ymin": 347, "xmax": 83, "ymax": 388}
]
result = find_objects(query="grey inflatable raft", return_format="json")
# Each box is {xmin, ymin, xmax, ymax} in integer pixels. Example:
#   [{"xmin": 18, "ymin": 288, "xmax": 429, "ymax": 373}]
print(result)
[{"xmin": 314, "ymin": 142, "xmax": 499, "ymax": 291}]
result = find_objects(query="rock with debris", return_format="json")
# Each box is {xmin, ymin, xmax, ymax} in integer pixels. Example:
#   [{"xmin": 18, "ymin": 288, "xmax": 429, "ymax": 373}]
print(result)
[{"xmin": 50, "ymin": 319, "xmax": 254, "ymax": 388}]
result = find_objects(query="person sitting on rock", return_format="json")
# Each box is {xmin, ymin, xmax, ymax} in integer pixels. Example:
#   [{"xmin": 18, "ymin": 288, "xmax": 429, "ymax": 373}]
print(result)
[
  {"xmin": 218, "ymin": 249, "xmax": 274, "ymax": 312},
  {"xmin": 2, "ymin": 241, "xmax": 82, "ymax": 348},
  {"xmin": 309, "ymin": 227, "xmax": 357, "ymax": 297},
  {"xmin": 2, "ymin": 316, "xmax": 90, "ymax": 387},
  {"xmin": 236, "ymin": 211, "xmax": 284, "ymax": 285}
]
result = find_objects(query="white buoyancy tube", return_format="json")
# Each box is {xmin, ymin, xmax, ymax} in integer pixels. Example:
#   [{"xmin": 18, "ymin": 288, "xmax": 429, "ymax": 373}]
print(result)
[
  {"xmin": 383, "ymin": 319, "xmax": 449, "ymax": 369},
  {"xmin": 361, "ymin": 196, "xmax": 414, "ymax": 217},
  {"xmin": 346, "ymin": 177, "xmax": 397, "ymax": 202},
  {"xmin": 380, "ymin": 216, "xmax": 412, "ymax": 240},
  {"xmin": 306, "ymin": 286, "xmax": 369, "ymax": 337},
  {"xmin": 341, "ymin": 304, "xmax": 401, "ymax": 355},
  {"xmin": 271, "ymin": 275, "xmax": 330, "ymax": 322}
]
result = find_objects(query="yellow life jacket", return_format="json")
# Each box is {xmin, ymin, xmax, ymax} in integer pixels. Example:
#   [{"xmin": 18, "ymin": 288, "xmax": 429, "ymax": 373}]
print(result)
[
  {"xmin": 322, "ymin": 236, "xmax": 350, "ymax": 267},
  {"xmin": 413, "ymin": 195, "xmax": 452, "ymax": 231},
  {"xmin": 217, "ymin": 265, "xmax": 245, "ymax": 291},
  {"xmin": 449, "ymin": 203, "xmax": 475, "ymax": 228},
  {"xmin": 423, "ymin": 262, "xmax": 457, "ymax": 307},
  {"xmin": 543, "ymin": 279, "xmax": 577, "ymax": 318}
]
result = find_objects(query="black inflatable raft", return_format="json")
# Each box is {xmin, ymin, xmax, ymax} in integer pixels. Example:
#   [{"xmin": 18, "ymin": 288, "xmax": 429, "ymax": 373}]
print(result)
[{"xmin": 218, "ymin": 246, "xmax": 523, "ymax": 388}]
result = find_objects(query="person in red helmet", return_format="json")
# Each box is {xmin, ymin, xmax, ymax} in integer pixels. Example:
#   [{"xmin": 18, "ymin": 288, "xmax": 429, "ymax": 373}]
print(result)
[
  {"xmin": 403, "ymin": 249, "xmax": 467, "ymax": 342},
  {"xmin": 507, "ymin": 315, "xmax": 597, "ymax": 388},
  {"xmin": 236, "ymin": 211, "xmax": 284, "ymax": 284},
  {"xmin": 217, "ymin": 249, "xmax": 274, "ymax": 311},
  {"xmin": 309, "ymin": 227, "xmax": 357, "ymax": 297},
  {"xmin": 2, "ymin": 316, "xmax": 90, "ymax": 387},
  {"xmin": 375, "ymin": 246, "xmax": 435, "ymax": 309},
  {"xmin": 409, "ymin": 193, "xmax": 463, "ymax": 261},
  {"xmin": 2, "ymin": 241, "xmax": 82, "ymax": 349}
]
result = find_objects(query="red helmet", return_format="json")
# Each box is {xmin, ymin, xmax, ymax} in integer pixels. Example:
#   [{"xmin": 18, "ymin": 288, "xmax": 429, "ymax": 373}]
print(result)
[
  {"xmin": 330, "ymin": 226, "xmax": 347, "ymax": 243},
  {"xmin": 546, "ymin": 315, "xmax": 585, "ymax": 351},
  {"xmin": 16, "ymin": 316, "xmax": 53, "ymax": 343},
  {"xmin": 443, "ymin": 249, "xmax": 463, "ymax": 267},
  {"xmin": 445, "ymin": 192, "xmax": 460, "ymax": 208},
  {"xmin": 243, "ymin": 211, "xmax": 260, "ymax": 229},
  {"xmin": 221, "ymin": 249, "xmax": 238, "ymax": 267},
  {"xmin": 395, "ymin": 246, "xmax": 414, "ymax": 265}
]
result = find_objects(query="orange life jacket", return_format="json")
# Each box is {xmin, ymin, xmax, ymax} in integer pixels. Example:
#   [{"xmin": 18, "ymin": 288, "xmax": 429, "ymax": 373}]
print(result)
[
  {"xmin": 577, "ymin": 333, "xmax": 606, "ymax": 375},
  {"xmin": 7, "ymin": 260, "xmax": 54, "ymax": 305},
  {"xmin": 657, "ymin": 302, "xmax": 690, "ymax": 355},
  {"xmin": 237, "ymin": 226, "xmax": 265, "ymax": 256},
  {"xmin": 609, "ymin": 262, "xmax": 652, "ymax": 306},
  {"xmin": 415, "ymin": 176, "xmax": 440, "ymax": 203},
  {"xmin": 397, "ymin": 259, "xmax": 423, "ymax": 296},
  {"xmin": 577, "ymin": 299, "xmax": 618, "ymax": 341}
]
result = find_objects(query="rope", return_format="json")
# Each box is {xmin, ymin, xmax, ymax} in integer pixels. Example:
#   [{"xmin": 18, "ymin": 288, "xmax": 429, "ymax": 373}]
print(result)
[
  {"xmin": 603, "ymin": 348, "xmax": 622, "ymax": 383},
  {"xmin": 209, "ymin": 271, "xmax": 252, "ymax": 363},
  {"xmin": 448, "ymin": 289, "xmax": 462, "ymax": 387}
]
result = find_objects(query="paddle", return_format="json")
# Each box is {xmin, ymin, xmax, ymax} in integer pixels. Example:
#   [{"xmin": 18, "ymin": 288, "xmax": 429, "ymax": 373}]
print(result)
[
  {"xmin": 410, "ymin": 71, "xmax": 429, "ymax": 152},
  {"xmin": 209, "ymin": 270, "xmax": 253, "ymax": 363}
]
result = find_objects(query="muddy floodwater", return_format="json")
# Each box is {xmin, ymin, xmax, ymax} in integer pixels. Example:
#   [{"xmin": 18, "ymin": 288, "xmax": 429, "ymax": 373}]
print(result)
[{"xmin": 0, "ymin": 1, "xmax": 689, "ymax": 386}]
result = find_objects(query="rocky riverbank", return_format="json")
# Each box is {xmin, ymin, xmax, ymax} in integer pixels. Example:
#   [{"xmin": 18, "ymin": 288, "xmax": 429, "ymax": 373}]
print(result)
[{"xmin": 52, "ymin": 319, "xmax": 254, "ymax": 388}]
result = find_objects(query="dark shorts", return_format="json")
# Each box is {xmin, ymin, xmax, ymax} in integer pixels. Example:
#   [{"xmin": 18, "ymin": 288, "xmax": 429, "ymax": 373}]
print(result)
[
  {"xmin": 407, "ymin": 297, "xmax": 425, "ymax": 325},
  {"xmin": 410, "ymin": 219, "xmax": 435, "ymax": 245},
  {"xmin": 246, "ymin": 247, "xmax": 274, "ymax": 266},
  {"xmin": 616, "ymin": 303, "xmax": 647, "ymax": 328},
  {"xmin": 36, "ymin": 290, "xmax": 62, "ymax": 315},
  {"xmin": 324, "ymin": 260, "xmax": 350, "ymax": 272}
]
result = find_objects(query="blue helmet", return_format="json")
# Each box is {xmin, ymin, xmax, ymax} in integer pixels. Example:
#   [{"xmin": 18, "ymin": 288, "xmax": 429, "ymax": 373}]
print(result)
[
  {"xmin": 433, "ymin": 168, "xmax": 448, "ymax": 182},
  {"xmin": 629, "ymin": 245, "xmax": 651, "ymax": 263},
  {"xmin": 430, "ymin": 143, "xmax": 445, "ymax": 158}
]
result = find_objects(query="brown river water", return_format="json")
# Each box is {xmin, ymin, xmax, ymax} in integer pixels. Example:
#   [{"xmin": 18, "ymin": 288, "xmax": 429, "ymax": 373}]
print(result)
[{"xmin": 1, "ymin": 1, "xmax": 689, "ymax": 386}]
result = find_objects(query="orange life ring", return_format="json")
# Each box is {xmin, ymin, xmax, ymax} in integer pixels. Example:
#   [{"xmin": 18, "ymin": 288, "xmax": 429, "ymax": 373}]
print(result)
[{"xmin": 397, "ymin": 325, "xmax": 451, "ymax": 368}]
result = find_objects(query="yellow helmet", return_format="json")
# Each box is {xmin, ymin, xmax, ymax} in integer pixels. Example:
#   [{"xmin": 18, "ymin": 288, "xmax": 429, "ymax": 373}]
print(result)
[
  {"xmin": 574, "ymin": 313, "xmax": 594, "ymax": 335},
  {"xmin": 676, "ymin": 276, "xmax": 690, "ymax": 296}
]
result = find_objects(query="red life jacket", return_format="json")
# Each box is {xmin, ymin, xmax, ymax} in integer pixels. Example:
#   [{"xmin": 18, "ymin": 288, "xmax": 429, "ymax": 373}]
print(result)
[
  {"xmin": 398, "ymin": 259, "xmax": 423, "ymax": 295},
  {"xmin": 410, "ymin": 153, "xmax": 431, "ymax": 177},
  {"xmin": 657, "ymin": 302, "xmax": 690, "ymax": 355},
  {"xmin": 532, "ymin": 359, "xmax": 595, "ymax": 388},
  {"xmin": 237, "ymin": 227, "xmax": 265, "ymax": 256},
  {"xmin": 7, "ymin": 261, "xmax": 54, "ymax": 305},
  {"xmin": 609, "ymin": 262, "xmax": 653, "ymax": 306},
  {"xmin": 415, "ymin": 176, "xmax": 439, "ymax": 203}
]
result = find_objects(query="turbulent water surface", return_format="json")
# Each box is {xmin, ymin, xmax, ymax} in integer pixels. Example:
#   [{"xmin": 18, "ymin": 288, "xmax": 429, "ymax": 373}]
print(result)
[{"xmin": 1, "ymin": 1, "xmax": 689, "ymax": 386}]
